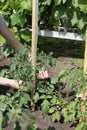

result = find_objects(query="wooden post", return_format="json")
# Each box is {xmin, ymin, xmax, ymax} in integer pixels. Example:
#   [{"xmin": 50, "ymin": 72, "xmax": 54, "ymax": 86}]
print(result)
[
  {"xmin": 32, "ymin": 0, "xmax": 38, "ymax": 70},
  {"xmin": 79, "ymin": 28, "xmax": 87, "ymax": 122},
  {"xmin": 31, "ymin": 0, "xmax": 38, "ymax": 110},
  {"xmin": 84, "ymin": 28, "xmax": 87, "ymax": 74}
]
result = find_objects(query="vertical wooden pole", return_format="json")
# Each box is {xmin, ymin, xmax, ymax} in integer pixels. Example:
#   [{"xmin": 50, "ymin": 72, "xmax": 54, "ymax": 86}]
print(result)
[
  {"xmin": 32, "ymin": 0, "xmax": 38, "ymax": 71},
  {"xmin": 31, "ymin": 0, "xmax": 38, "ymax": 110},
  {"xmin": 84, "ymin": 28, "xmax": 87, "ymax": 74},
  {"xmin": 80, "ymin": 28, "xmax": 87, "ymax": 121}
]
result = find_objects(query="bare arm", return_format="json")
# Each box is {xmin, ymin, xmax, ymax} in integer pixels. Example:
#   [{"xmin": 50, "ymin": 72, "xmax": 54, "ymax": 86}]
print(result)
[
  {"xmin": 0, "ymin": 77, "xmax": 22, "ymax": 89},
  {"xmin": 0, "ymin": 25, "xmax": 24, "ymax": 52}
]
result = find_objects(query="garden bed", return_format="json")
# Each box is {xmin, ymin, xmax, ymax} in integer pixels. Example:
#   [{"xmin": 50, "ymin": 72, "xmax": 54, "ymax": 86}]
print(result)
[{"xmin": 0, "ymin": 41, "xmax": 84, "ymax": 130}]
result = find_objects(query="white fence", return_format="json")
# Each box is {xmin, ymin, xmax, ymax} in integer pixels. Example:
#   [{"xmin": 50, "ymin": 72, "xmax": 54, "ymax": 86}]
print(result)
[{"xmin": 39, "ymin": 30, "xmax": 84, "ymax": 41}]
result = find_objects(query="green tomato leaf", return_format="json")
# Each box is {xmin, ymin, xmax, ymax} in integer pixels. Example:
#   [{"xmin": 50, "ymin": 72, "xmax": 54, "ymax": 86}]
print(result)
[
  {"xmin": 51, "ymin": 96, "xmax": 57, "ymax": 105},
  {"xmin": 77, "ymin": 19, "xmax": 84, "ymax": 30},
  {"xmin": 33, "ymin": 93, "xmax": 39, "ymax": 103},
  {"xmin": 0, "ymin": 111, "xmax": 3, "ymax": 130},
  {"xmin": 40, "ymin": 94, "xmax": 46, "ymax": 100},
  {"xmin": 14, "ymin": 121, "xmax": 22, "ymax": 130},
  {"xmin": 52, "ymin": 111, "xmax": 60, "ymax": 122},
  {"xmin": 62, "ymin": 108, "xmax": 68, "ymax": 120},
  {"xmin": 71, "ymin": 11, "xmax": 78, "ymax": 26},
  {"xmin": 48, "ymin": 107, "xmax": 55, "ymax": 114},
  {"xmin": 21, "ymin": 28, "xmax": 31, "ymax": 42},
  {"xmin": 11, "ymin": 13, "xmax": 26, "ymax": 27},
  {"xmin": 54, "ymin": 0, "xmax": 61, "ymax": 5},
  {"xmin": 5, "ymin": 112, "xmax": 12, "ymax": 124},
  {"xmin": 41, "ymin": 100, "xmax": 50, "ymax": 112},
  {"xmin": 27, "ymin": 122, "xmax": 38, "ymax": 130},
  {"xmin": 75, "ymin": 122, "xmax": 85, "ymax": 130},
  {"xmin": 51, "ymin": 77, "xmax": 58, "ymax": 84}
]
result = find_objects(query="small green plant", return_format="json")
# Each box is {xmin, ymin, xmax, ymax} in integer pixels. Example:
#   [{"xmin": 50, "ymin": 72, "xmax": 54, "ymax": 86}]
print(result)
[
  {"xmin": 1, "ymin": 45, "xmax": 87, "ymax": 129},
  {"xmin": 34, "ymin": 65, "xmax": 87, "ymax": 129},
  {"xmin": 1, "ymin": 43, "xmax": 14, "ymax": 57},
  {"xmin": 34, "ymin": 76, "xmax": 67, "ymax": 122},
  {"xmin": 57, "ymin": 67, "xmax": 87, "ymax": 129},
  {"xmin": 0, "ymin": 45, "xmax": 56, "ymax": 129}
]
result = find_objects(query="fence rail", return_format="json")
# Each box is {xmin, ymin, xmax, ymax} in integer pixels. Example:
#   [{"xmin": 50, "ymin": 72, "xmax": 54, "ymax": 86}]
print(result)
[{"xmin": 39, "ymin": 30, "xmax": 84, "ymax": 41}]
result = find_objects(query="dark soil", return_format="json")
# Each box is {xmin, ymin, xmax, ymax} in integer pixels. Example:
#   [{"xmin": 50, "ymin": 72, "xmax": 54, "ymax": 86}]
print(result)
[{"xmin": 0, "ymin": 42, "xmax": 84, "ymax": 130}]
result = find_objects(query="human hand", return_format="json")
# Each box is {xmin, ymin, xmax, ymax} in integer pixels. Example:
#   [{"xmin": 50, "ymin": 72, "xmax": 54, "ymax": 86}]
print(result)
[{"xmin": 38, "ymin": 70, "xmax": 49, "ymax": 79}]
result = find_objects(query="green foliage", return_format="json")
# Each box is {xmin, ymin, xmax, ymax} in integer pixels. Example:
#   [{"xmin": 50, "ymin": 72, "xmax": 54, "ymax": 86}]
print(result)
[
  {"xmin": 0, "ymin": 0, "xmax": 87, "ymax": 46},
  {"xmin": 27, "ymin": 122, "xmax": 38, "ymax": 130},
  {"xmin": 37, "ymin": 51, "xmax": 56, "ymax": 70},
  {"xmin": 35, "ymin": 76, "xmax": 67, "ymax": 122},
  {"xmin": 1, "ymin": 43, "xmax": 14, "ymax": 57},
  {"xmin": 41, "ymin": 99, "xmax": 50, "ymax": 112},
  {"xmin": 34, "ymin": 64, "xmax": 87, "ymax": 128},
  {"xmin": 14, "ymin": 121, "xmax": 22, "ymax": 130},
  {"xmin": 75, "ymin": 122, "xmax": 87, "ymax": 130},
  {"xmin": 0, "ymin": 46, "xmax": 56, "ymax": 129},
  {"xmin": 0, "ymin": 111, "xmax": 3, "ymax": 130},
  {"xmin": 0, "ymin": 46, "xmax": 87, "ymax": 129}
]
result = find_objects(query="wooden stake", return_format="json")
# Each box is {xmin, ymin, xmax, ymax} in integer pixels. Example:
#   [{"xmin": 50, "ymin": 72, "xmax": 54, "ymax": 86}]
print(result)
[
  {"xmin": 79, "ymin": 28, "xmax": 87, "ymax": 121},
  {"xmin": 84, "ymin": 28, "xmax": 87, "ymax": 74},
  {"xmin": 32, "ymin": 0, "xmax": 38, "ymax": 71},
  {"xmin": 31, "ymin": 0, "xmax": 38, "ymax": 110}
]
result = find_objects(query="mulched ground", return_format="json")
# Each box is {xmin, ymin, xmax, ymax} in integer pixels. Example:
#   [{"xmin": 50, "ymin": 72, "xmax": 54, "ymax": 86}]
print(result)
[{"xmin": 0, "ymin": 44, "xmax": 83, "ymax": 130}]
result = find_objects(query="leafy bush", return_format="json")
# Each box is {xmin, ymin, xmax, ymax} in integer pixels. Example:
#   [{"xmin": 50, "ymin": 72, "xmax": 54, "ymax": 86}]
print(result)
[{"xmin": 0, "ymin": 0, "xmax": 87, "ymax": 47}]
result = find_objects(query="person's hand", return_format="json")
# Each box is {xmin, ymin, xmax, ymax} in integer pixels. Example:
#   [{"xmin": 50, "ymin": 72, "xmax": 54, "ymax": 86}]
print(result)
[{"xmin": 38, "ymin": 70, "xmax": 49, "ymax": 79}]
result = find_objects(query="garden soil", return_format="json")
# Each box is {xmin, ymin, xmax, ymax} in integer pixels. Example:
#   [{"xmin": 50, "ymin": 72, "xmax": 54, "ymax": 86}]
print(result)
[{"xmin": 0, "ymin": 45, "xmax": 83, "ymax": 130}]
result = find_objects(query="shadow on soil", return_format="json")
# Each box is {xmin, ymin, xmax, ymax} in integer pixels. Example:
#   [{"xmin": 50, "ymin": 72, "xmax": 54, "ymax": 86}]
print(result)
[{"xmin": 38, "ymin": 37, "xmax": 85, "ymax": 59}]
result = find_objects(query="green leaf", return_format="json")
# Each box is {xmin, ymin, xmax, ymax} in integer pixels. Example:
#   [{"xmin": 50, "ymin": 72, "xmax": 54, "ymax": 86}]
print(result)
[
  {"xmin": 14, "ymin": 121, "xmax": 22, "ymax": 130},
  {"xmin": 51, "ymin": 96, "xmax": 57, "ymax": 105},
  {"xmin": 43, "ymin": 0, "xmax": 51, "ymax": 5},
  {"xmin": 58, "ymin": 69, "xmax": 67, "ymax": 77},
  {"xmin": 54, "ymin": 0, "xmax": 61, "ymax": 5},
  {"xmin": 77, "ymin": 19, "xmax": 84, "ymax": 30},
  {"xmin": 23, "ymin": 110, "xmax": 35, "ymax": 120},
  {"xmin": 62, "ymin": 0, "xmax": 66, "ymax": 4},
  {"xmin": 51, "ymin": 77, "xmax": 58, "ymax": 84},
  {"xmin": 76, "ymin": 122, "xmax": 85, "ymax": 130},
  {"xmin": 5, "ymin": 112, "xmax": 12, "ymax": 124},
  {"xmin": 58, "ymin": 69, "xmax": 69, "ymax": 82},
  {"xmin": 21, "ymin": 28, "xmax": 31, "ymax": 42},
  {"xmin": 62, "ymin": 108, "xmax": 68, "ymax": 120},
  {"xmin": 72, "ymin": 0, "xmax": 79, "ymax": 7},
  {"xmin": 71, "ymin": 11, "xmax": 78, "ymax": 26},
  {"xmin": 33, "ymin": 93, "xmax": 39, "ymax": 103},
  {"xmin": 80, "ymin": 5, "xmax": 87, "ymax": 14},
  {"xmin": 1, "ymin": 44, "xmax": 13, "ymax": 57},
  {"xmin": 0, "ymin": 111, "xmax": 3, "ymax": 130},
  {"xmin": 27, "ymin": 122, "xmax": 37, "ymax": 130},
  {"xmin": 0, "ymin": 35, "xmax": 6, "ymax": 45},
  {"xmin": 11, "ymin": 13, "xmax": 26, "ymax": 27},
  {"xmin": 40, "ymin": 94, "xmax": 46, "ymax": 100},
  {"xmin": 52, "ymin": 111, "xmax": 60, "ymax": 122},
  {"xmin": 41, "ymin": 100, "xmax": 50, "ymax": 112},
  {"xmin": 20, "ymin": 0, "xmax": 32, "ymax": 11},
  {"xmin": 46, "ymin": 95, "xmax": 52, "ymax": 99},
  {"xmin": 47, "ymin": 0, "xmax": 51, "ymax": 5},
  {"xmin": 48, "ymin": 107, "xmax": 55, "ymax": 114}
]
